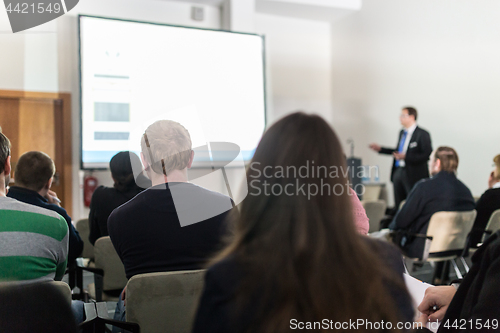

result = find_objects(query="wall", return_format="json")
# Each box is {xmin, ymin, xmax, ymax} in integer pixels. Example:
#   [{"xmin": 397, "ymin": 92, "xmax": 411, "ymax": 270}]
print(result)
[
  {"xmin": 255, "ymin": 13, "xmax": 332, "ymax": 124},
  {"xmin": 331, "ymin": 0, "xmax": 500, "ymax": 205}
]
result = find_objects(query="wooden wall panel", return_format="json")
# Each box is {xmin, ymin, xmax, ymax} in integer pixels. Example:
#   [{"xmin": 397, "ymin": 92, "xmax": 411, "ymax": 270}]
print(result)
[
  {"xmin": 0, "ymin": 99, "xmax": 20, "ymax": 161},
  {"xmin": 18, "ymin": 99, "xmax": 56, "ymax": 159},
  {"xmin": 0, "ymin": 90, "xmax": 73, "ymax": 217}
]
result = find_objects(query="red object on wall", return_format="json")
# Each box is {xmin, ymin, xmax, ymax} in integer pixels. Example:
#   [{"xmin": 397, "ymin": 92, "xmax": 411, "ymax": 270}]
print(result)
[{"xmin": 83, "ymin": 175, "xmax": 98, "ymax": 207}]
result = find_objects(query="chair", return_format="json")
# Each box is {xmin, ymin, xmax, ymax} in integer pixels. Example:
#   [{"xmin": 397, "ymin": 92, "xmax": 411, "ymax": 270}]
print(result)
[
  {"xmin": 79, "ymin": 236, "xmax": 128, "ymax": 302},
  {"xmin": 50, "ymin": 281, "xmax": 73, "ymax": 304},
  {"xmin": 362, "ymin": 200, "xmax": 387, "ymax": 233},
  {"xmin": 126, "ymin": 270, "xmax": 206, "ymax": 333},
  {"xmin": 75, "ymin": 218, "xmax": 95, "ymax": 261},
  {"xmin": 406, "ymin": 210, "xmax": 476, "ymax": 281},
  {"xmin": 482, "ymin": 209, "xmax": 500, "ymax": 242},
  {"xmin": 0, "ymin": 281, "xmax": 78, "ymax": 332}
]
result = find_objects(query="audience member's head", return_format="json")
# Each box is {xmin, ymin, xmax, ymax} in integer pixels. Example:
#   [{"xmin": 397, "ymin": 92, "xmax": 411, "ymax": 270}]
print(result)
[
  {"xmin": 14, "ymin": 151, "xmax": 55, "ymax": 194},
  {"xmin": 488, "ymin": 154, "xmax": 500, "ymax": 188},
  {"xmin": 110, "ymin": 151, "xmax": 143, "ymax": 192},
  {"xmin": 0, "ymin": 133, "xmax": 11, "ymax": 193},
  {"xmin": 0, "ymin": 133, "xmax": 10, "ymax": 175},
  {"xmin": 140, "ymin": 120, "xmax": 193, "ymax": 182},
  {"xmin": 400, "ymin": 106, "xmax": 417, "ymax": 128},
  {"xmin": 429, "ymin": 146, "xmax": 459, "ymax": 176},
  {"xmin": 215, "ymin": 112, "xmax": 406, "ymax": 331},
  {"xmin": 0, "ymin": 282, "xmax": 77, "ymax": 333}
]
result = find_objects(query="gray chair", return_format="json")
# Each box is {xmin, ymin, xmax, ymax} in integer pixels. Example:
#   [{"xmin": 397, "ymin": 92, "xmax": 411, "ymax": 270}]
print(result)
[
  {"xmin": 482, "ymin": 209, "xmax": 500, "ymax": 242},
  {"xmin": 75, "ymin": 218, "xmax": 95, "ymax": 261},
  {"xmin": 362, "ymin": 200, "xmax": 387, "ymax": 233},
  {"xmin": 50, "ymin": 281, "xmax": 73, "ymax": 304},
  {"xmin": 406, "ymin": 210, "xmax": 476, "ymax": 280},
  {"xmin": 126, "ymin": 270, "xmax": 206, "ymax": 333},
  {"xmin": 82, "ymin": 236, "xmax": 128, "ymax": 302}
]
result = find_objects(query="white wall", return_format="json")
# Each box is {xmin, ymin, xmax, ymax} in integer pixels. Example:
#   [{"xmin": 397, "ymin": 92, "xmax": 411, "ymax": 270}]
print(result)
[
  {"xmin": 255, "ymin": 13, "xmax": 332, "ymax": 124},
  {"xmin": 331, "ymin": 0, "xmax": 500, "ymax": 205}
]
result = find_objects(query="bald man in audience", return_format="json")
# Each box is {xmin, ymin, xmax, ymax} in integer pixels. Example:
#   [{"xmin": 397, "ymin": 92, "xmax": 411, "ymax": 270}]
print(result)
[{"xmin": 108, "ymin": 120, "xmax": 234, "ymax": 329}]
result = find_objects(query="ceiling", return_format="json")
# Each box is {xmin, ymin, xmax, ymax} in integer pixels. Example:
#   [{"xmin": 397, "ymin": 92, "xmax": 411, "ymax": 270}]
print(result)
[{"xmin": 159, "ymin": 0, "xmax": 362, "ymax": 22}]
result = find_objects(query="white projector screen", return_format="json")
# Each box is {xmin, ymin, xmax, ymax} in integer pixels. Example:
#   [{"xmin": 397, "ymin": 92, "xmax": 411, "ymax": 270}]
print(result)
[{"xmin": 79, "ymin": 15, "xmax": 266, "ymax": 169}]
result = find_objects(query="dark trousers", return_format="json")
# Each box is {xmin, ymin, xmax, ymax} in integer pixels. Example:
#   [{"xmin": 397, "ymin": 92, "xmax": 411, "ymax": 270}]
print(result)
[{"xmin": 393, "ymin": 167, "xmax": 412, "ymax": 211}]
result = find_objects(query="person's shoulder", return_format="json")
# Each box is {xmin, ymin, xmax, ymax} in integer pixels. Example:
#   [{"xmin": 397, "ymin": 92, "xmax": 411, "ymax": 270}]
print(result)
[
  {"xmin": 0, "ymin": 196, "xmax": 62, "ymax": 219},
  {"xmin": 480, "ymin": 188, "xmax": 500, "ymax": 201},
  {"xmin": 362, "ymin": 236, "xmax": 402, "ymax": 257},
  {"xmin": 0, "ymin": 197, "xmax": 68, "ymax": 239},
  {"xmin": 186, "ymin": 183, "xmax": 231, "ymax": 200},
  {"xmin": 415, "ymin": 126, "xmax": 430, "ymax": 135},
  {"xmin": 361, "ymin": 236, "xmax": 405, "ymax": 273},
  {"xmin": 205, "ymin": 256, "xmax": 241, "ymax": 287},
  {"xmin": 107, "ymin": 188, "xmax": 146, "ymax": 220},
  {"xmin": 413, "ymin": 177, "xmax": 432, "ymax": 190}
]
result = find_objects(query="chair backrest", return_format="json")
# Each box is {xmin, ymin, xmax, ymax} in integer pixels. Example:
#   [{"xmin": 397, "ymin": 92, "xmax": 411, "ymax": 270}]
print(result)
[
  {"xmin": 126, "ymin": 270, "xmax": 206, "ymax": 333},
  {"xmin": 483, "ymin": 209, "xmax": 500, "ymax": 242},
  {"xmin": 362, "ymin": 200, "xmax": 387, "ymax": 233},
  {"xmin": 49, "ymin": 281, "xmax": 72, "ymax": 304},
  {"xmin": 363, "ymin": 186, "xmax": 382, "ymax": 201},
  {"xmin": 94, "ymin": 236, "xmax": 128, "ymax": 291},
  {"xmin": 426, "ymin": 210, "xmax": 477, "ymax": 255},
  {"xmin": 0, "ymin": 281, "xmax": 77, "ymax": 333},
  {"xmin": 76, "ymin": 218, "xmax": 95, "ymax": 260}
]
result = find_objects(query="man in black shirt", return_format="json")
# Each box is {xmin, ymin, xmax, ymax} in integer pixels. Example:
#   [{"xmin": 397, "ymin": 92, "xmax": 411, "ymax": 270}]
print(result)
[{"xmin": 108, "ymin": 120, "xmax": 233, "ymax": 328}]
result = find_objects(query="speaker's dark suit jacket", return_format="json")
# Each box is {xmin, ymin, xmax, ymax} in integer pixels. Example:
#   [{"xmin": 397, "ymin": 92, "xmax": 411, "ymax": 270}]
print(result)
[
  {"xmin": 390, "ymin": 171, "xmax": 475, "ymax": 259},
  {"xmin": 380, "ymin": 126, "xmax": 433, "ymax": 188}
]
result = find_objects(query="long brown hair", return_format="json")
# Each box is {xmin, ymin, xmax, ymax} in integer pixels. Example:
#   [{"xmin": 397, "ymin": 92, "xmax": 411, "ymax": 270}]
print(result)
[{"xmin": 213, "ymin": 112, "xmax": 408, "ymax": 332}]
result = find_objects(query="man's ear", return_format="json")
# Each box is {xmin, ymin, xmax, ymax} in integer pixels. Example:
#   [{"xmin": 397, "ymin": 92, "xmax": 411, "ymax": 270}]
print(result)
[
  {"xmin": 435, "ymin": 158, "xmax": 441, "ymax": 172},
  {"xmin": 187, "ymin": 150, "xmax": 194, "ymax": 169},
  {"xmin": 4, "ymin": 156, "xmax": 11, "ymax": 176},
  {"xmin": 46, "ymin": 177, "xmax": 53, "ymax": 190},
  {"xmin": 140, "ymin": 152, "xmax": 150, "ymax": 170}
]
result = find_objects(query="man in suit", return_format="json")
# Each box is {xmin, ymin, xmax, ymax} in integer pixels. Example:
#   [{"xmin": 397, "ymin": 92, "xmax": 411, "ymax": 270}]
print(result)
[
  {"xmin": 389, "ymin": 147, "xmax": 475, "ymax": 266},
  {"xmin": 370, "ymin": 107, "xmax": 433, "ymax": 211}
]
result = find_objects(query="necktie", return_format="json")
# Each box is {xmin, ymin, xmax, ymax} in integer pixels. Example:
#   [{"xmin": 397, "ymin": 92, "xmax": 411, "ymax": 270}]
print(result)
[{"xmin": 395, "ymin": 130, "xmax": 407, "ymax": 167}]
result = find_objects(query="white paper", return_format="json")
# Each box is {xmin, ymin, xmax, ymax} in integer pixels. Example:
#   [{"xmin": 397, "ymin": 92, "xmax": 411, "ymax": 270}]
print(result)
[{"xmin": 404, "ymin": 273, "xmax": 440, "ymax": 332}]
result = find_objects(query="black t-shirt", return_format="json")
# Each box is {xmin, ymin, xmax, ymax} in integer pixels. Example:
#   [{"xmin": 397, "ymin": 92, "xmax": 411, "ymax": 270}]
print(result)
[
  {"xmin": 88, "ymin": 185, "xmax": 146, "ymax": 245},
  {"xmin": 108, "ymin": 182, "xmax": 234, "ymax": 279},
  {"xmin": 469, "ymin": 188, "xmax": 500, "ymax": 248}
]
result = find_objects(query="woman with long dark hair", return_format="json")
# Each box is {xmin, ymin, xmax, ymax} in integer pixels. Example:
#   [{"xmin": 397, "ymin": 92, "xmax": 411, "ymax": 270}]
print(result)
[
  {"xmin": 88, "ymin": 151, "xmax": 151, "ymax": 245},
  {"xmin": 192, "ymin": 112, "xmax": 413, "ymax": 332}
]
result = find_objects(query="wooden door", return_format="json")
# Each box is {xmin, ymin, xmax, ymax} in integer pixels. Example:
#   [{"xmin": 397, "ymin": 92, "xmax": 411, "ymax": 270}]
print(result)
[{"xmin": 0, "ymin": 90, "xmax": 72, "ymax": 216}]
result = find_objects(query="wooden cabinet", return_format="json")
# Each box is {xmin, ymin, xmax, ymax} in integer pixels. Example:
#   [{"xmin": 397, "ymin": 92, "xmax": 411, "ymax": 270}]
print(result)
[{"xmin": 0, "ymin": 90, "xmax": 73, "ymax": 216}]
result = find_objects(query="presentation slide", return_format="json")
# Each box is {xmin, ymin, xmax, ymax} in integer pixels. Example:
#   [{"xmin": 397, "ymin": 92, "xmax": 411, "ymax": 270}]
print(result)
[{"xmin": 79, "ymin": 15, "xmax": 266, "ymax": 169}]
